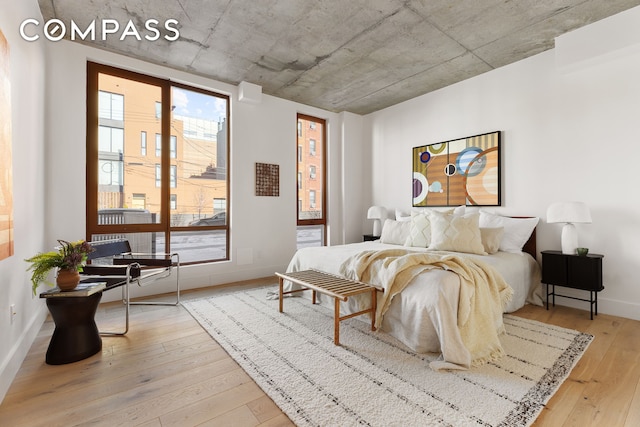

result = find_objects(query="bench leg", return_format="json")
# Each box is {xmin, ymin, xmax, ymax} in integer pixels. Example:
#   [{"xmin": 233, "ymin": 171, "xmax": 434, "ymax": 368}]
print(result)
[
  {"xmin": 371, "ymin": 288, "xmax": 377, "ymax": 332},
  {"xmin": 334, "ymin": 298, "xmax": 340, "ymax": 345},
  {"xmin": 278, "ymin": 277, "xmax": 284, "ymax": 313}
]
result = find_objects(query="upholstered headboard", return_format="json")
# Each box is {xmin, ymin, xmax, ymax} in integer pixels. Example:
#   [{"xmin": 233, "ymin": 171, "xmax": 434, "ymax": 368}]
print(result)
[{"xmin": 511, "ymin": 216, "xmax": 537, "ymax": 258}]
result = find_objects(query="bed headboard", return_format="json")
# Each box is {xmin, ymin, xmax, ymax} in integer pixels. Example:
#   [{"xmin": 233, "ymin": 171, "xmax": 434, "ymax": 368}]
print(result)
[
  {"xmin": 511, "ymin": 216, "xmax": 537, "ymax": 258},
  {"xmin": 522, "ymin": 227, "xmax": 537, "ymax": 258}
]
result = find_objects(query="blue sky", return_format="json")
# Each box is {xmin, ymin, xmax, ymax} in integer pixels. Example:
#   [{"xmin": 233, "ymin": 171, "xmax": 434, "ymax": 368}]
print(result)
[{"xmin": 172, "ymin": 88, "xmax": 226, "ymax": 122}]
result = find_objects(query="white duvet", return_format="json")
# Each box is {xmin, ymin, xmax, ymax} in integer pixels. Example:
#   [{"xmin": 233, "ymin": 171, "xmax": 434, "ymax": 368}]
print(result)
[{"xmin": 284, "ymin": 241, "xmax": 542, "ymax": 370}]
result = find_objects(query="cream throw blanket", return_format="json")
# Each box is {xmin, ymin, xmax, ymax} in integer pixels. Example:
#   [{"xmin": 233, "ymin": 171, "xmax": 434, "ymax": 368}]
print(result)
[{"xmin": 339, "ymin": 249, "xmax": 513, "ymax": 370}]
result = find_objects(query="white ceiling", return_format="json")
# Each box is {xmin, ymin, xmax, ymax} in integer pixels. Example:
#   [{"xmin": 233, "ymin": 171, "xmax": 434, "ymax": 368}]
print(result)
[{"xmin": 38, "ymin": 0, "xmax": 640, "ymax": 114}]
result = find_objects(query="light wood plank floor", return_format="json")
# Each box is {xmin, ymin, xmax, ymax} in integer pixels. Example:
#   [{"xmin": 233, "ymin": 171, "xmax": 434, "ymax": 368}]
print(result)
[{"xmin": 0, "ymin": 277, "xmax": 638, "ymax": 426}]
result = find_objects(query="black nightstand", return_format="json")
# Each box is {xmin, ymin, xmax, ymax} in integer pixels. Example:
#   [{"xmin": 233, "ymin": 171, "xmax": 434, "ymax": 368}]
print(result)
[
  {"xmin": 363, "ymin": 234, "xmax": 379, "ymax": 242},
  {"xmin": 541, "ymin": 250, "xmax": 604, "ymax": 319}
]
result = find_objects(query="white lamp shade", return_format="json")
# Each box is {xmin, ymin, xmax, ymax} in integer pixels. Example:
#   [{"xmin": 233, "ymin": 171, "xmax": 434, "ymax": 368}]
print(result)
[
  {"xmin": 367, "ymin": 206, "xmax": 387, "ymax": 237},
  {"xmin": 546, "ymin": 202, "xmax": 592, "ymax": 224},
  {"xmin": 367, "ymin": 206, "xmax": 386, "ymax": 220}
]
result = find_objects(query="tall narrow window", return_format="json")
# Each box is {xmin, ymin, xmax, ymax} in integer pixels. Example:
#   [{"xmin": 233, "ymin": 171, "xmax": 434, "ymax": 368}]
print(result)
[
  {"xmin": 155, "ymin": 164, "xmax": 161, "ymax": 187},
  {"xmin": 170, "ymin": 165, "xmax": 177, "ymax": 188},
  {"xmin": 155, "ymin": 133, "xmax": 161, "ymax": 157},
  {"xmin": 170, "ymin": 135, "xmax": 177, "ymax": 158},
  {"xmin": 309, "ymin": 190, "xmax": 316, "ymax": 208},
  {"xmin": 296, "ymin": 114, "xmax": 326, "ymax": 248},
  {"xmin": 87, "ymin": 62, "xmax": 230, "ymax": 264},
  {"xmin": 140, "ymin": 131, "xmax": 147, "ymax": 155}
]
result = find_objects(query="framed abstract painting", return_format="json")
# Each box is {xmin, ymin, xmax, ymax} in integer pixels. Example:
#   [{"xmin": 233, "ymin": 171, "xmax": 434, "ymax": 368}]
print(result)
[
  {"xmin": 0, "ymin": 28, "xmax": 14, "ymax": 260},
  {"xmin": 412, "ymin": 131, "xmax": 501, "ymax": 207}
]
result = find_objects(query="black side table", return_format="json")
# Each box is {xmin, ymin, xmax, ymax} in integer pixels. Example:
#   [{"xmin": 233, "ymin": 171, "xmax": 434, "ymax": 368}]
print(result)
[
  {"xmin": 41, "ymin": 292, "xmax": 103, "ymax": 364},
  {"xmin": 541, "ymin": 250, "xmax": 604, "ymax": 319},
  {"xmin": 363, "ymin": 234, "xmax": 379, "ymax": 242}
]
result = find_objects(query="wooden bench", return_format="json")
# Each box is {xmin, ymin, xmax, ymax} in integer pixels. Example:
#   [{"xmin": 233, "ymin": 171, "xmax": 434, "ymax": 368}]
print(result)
[{"xmin": 275, "ymin": 269, "xmax": 380, "ymax": 345}]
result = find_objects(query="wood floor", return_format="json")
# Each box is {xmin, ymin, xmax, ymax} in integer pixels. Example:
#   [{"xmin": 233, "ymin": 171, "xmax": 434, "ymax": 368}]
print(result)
[{"xmin": 1, "ymin": 277, "xmax": 639, "ymax": 426}]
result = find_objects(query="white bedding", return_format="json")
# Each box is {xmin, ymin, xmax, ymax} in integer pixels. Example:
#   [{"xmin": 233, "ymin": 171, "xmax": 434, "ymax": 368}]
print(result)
[{"xmin": 284, "ymin": 241, "xmax": 542, "ymax": 370}]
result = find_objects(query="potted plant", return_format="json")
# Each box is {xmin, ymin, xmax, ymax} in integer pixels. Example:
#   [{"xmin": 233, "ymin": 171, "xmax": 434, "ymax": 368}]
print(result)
[{"xmin": 25, "ymin": 240, "xmax": 94, "ymax": 295}]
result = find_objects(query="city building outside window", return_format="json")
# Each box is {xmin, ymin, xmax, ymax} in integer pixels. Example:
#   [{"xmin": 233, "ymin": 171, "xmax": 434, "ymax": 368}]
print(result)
[
  {"xmin": 87, "ymin": 62, "xmax": 230, "ymax": 264},
  {"xmin": 296, "ymin": 114, "xmax": 326, "ymax": 248}
]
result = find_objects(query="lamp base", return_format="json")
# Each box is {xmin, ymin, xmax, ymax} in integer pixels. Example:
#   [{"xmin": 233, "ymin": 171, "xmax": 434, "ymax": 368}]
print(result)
[
  {"xmin": 372, "ymin": 220, "xmax": 382, "ymax": 237},
  {"xmin": 561, "ymin": 223, "xmax": 578, "ymax": 255}
]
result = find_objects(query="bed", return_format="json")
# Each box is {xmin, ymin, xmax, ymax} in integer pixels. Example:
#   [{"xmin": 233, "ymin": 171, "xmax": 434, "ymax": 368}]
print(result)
[{"xmin": 284, "ymin": 209, "xmax": 542, "ymax": 371}]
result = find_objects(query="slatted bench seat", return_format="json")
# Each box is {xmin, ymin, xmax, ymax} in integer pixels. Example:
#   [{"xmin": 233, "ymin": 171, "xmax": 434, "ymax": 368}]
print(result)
[{"xmin": 275, "ymin": 269, "xmax": 380, "ymax": 345}]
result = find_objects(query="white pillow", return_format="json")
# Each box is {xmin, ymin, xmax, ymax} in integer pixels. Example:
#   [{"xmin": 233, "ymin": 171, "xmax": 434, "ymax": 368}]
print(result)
[
  {"xmin": 428, "ymin": 211, "xmax": 487, "ymax": 255},
  {"xmin": 480, "ymin": 227, "xmax": 504, "ymax": 254},
  {"xmin": 464, "ymin": 206, "xmax": 482, "ymax": 215},
  {"xmin": 479, "ymin": 211, "xmax": 539, "ymax": 253},
  {"xmin": 395, "ymin": 209, "xmax": 411, "ymax": 222},
  {"xmin": 404, "ymin": 211, "xmax": 431, "ymax": 247},
  {"xmin": 453, "ymin": 205, "xmax": 466, "ymax": 216},
  {"xmin": 379, "ymin": 219, "xmax": 410, "ymax": 245}
]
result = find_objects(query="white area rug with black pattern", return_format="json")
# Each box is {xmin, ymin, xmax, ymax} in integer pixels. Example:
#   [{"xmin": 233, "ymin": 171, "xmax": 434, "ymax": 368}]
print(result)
[{"xmin": 183, "ymin": 286, "xmax": 593, "ymax": 427}]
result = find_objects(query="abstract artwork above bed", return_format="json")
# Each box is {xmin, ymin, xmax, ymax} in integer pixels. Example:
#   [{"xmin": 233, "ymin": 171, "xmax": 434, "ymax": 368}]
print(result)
[{"xmin": 412, "ymin": 131, "xmax": 501, "ymax": 207}]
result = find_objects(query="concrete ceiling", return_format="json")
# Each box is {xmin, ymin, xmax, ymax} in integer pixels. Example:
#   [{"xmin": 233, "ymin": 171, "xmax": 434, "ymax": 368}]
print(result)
[{"xmin": 38, "ymin": 0, "xmax": 640, "ymax": 115}]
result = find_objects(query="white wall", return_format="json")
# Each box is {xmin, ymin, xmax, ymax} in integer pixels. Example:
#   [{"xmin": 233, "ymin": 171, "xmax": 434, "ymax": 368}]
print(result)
[
  {"xmin": 340, "ymin": 111, "xmax": 367, "ymax": 243},
  {"xmin": 0, "ymin": 0, "xmax": 49, "ymax": 403},
  {"xmin": 4, "ymin": 0, "xmax": 639, "ymax": 405},
  {"xmin": 1, "ymin": 1, "xmax": 367, "ymax": 402},
  {"xmin": 364, "ymin": 6, "xmax": 640, "ymax": 320},
  {"xmin": 43, "ymin": 40, "xmax": 360, "ymax": 302}
]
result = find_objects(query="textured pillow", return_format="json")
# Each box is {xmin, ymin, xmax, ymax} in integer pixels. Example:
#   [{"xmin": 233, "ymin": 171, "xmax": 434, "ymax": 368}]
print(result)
[
  {"xmin": 379, "ymin": 219, "xmax": 410, "ymax": 245},
  {"xmin": 479, "ymin": 212, "xmax": 539, "ymax": 253},
  {"xmin": 404, "ymin": 211, "xmax": 431, "ymax": 247},
  {"xmin": 428, "ymin": 211, "xmax": 487, "ymax": 255},
  {"xmin": 480, "ymin": 227, "xmax": 504, "ymax": 254}
]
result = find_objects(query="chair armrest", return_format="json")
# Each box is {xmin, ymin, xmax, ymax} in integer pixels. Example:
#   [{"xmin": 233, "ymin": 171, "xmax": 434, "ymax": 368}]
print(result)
[
  {"xmin": 82, "ymin": 264, "xmax": 141, "ymax": 278},
  {"xmin": 113, "ymin": 252, "xmax": 178, "ymax": 268}
]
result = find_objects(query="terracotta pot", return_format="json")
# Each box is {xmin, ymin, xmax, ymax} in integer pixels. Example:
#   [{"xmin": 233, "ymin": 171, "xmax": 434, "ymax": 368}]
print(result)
[{"xmin": 56, "ymin": 269, "xmax": 80, "ymax": 291}]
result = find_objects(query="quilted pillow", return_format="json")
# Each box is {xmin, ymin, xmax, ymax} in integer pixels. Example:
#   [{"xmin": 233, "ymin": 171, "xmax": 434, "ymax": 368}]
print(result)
[
  {"xmin": 428, "ymin": 211, "xmax": 487, "ymax": 255},
  {"xmin": 480, "ymin": 227, "xmax": 504, "ymax": 254},
  {"xmin": 379, "ymin": 219, "xmax": 410, "ymax": 245},
  {"xmin": 404, "ymin": 211, "xmax": 431, "ymax": 247}
]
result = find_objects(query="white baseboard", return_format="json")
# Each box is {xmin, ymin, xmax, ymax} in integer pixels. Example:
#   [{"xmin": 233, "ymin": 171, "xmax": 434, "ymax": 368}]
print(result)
[
  {"xmin": 0, "ymin": 305, "xmax": 48, "ymax": 404},
  {"xmin": 99, "ymin": 264, "xmax": 287, "ymax": 303}
]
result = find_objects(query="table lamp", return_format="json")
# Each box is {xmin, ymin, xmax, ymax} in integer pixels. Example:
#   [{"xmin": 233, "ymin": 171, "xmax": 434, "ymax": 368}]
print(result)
[
  {"xmin": 367, "ymin": 206, "xmax": 387, "ymax": 237},
  {"xmin": 546, "ymin": 201, "xmax": 592, "ymax": 254}
]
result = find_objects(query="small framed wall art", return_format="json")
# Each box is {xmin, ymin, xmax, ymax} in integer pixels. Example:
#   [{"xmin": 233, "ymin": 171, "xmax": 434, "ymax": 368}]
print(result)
[
  {"xmin": 412, "ymin": 131, "xmax": 501, "ymax": 207},
  {"xmin": 255, "ymin": 162, "xmax": 279, "ymax": 197}
]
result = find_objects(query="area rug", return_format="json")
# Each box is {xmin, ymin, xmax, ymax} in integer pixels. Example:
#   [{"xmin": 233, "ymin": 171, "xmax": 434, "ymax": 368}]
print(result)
[{"xmin": 183, "ymin": 286, "xmax": 593, "ymax": 427}]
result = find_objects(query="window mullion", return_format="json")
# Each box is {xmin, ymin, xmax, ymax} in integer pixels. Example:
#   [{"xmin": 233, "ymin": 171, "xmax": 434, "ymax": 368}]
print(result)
[{"xmin": 161, "ymin": 84, "xmax": 172, "ymax": 247}]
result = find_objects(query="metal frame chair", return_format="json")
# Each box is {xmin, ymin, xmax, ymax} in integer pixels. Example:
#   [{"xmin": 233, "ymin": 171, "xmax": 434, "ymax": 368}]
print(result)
[{"xmin": 80, "ymin": 239, "xmax": 180, "ymax": 336}]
